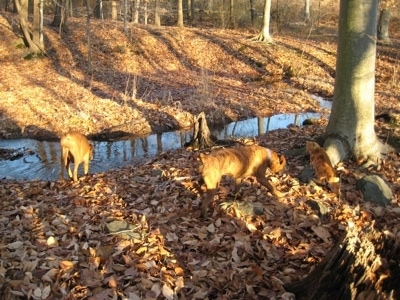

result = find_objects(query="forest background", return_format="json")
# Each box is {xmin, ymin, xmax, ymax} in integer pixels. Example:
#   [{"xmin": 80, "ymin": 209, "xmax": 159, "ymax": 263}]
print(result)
[
  {"xmin": 0, "ymin": 0, "xmax": 400, "ymax": 299},
  {"xmin": 0, "ymin": 0, "xmax": 398, "ymax": 141}
]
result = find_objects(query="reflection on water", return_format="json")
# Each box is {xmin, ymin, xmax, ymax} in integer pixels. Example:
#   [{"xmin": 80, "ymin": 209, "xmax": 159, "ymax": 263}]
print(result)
[
  {"xmin": 312, "ymin": 95, "xmax": 332, "ymax": 110},
  {"xmin": 215, "ymin": 112, "xmax": 322, "ymax": 138},
  {"xmin": 0, "ymin": 111, "xmax": 325, "ymax": 181}
]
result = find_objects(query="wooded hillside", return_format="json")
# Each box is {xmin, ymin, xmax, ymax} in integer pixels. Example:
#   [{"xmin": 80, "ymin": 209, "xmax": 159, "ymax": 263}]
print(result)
[{"xmin": 0, "ymin": 10, "xmax": 400, "ymax": 299}]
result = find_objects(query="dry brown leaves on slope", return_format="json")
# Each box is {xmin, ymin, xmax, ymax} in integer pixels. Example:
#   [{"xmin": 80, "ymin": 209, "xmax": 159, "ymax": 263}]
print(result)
[
  {"xmin": 0, "ymin": 14, "xmax": 340, "ymax": 140},
  {"xmin": 2, "ymin": 15, "xmax": 400, "ymax": 141},
  {"xmin": 1, "ymin": 123, "xmax": 400, "ymax": 299}
]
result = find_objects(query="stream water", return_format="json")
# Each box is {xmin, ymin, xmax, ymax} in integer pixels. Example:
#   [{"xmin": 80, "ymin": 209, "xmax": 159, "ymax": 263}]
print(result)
[{"xmin": 0, "ymin": 98, "xmax": 331, "ymax": 181}]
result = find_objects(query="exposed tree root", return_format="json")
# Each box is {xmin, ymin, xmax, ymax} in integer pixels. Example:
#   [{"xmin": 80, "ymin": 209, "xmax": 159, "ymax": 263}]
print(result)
[{"xmin": 285, "ymin": 222, "xmax": 400, "ymax": 299}]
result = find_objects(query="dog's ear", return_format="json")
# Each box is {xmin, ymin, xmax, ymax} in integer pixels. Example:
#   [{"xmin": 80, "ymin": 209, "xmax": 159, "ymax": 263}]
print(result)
[
  {"xmin": 278, "ymin": 154, "xmax": 286, "ymax": 166},
  {"xmin": 198, "ymin": 153, "xmax": 206, "ymax": 162}
]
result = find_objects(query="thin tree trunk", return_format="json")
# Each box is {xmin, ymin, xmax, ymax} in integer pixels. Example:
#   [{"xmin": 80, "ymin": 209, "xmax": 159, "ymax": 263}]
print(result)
[
  {"xmin": 15, "ymin": 0, "xmax": 42, "ymax": 54},
  {"xmin": 93, "ymin": 0, "xmax": 104, "ymax": 20},
  {"xmin": 186, "ymin": 0, "xmax": 191, "ymax": 18},
  {"xmin": 190, "ymin": 0, "xmax": 194, "ymax": 20},
  {"xmin": 227, "ymin": 0, "xmax": 235, "ymax": 28},
  {"xmin": 32, "ymin": 0, "xmax": 44, "ymax": 50},
  {"xmin": 123, "ymin": 0, "xmax": 128, "ymax": 33},
  {"xmin": 144, "ymin": 0, "xmax": 148, "ymax": 24},
  {"xmin": 67, "ymin": 0, "xmax": 72, "ymax": 17},
  {"xmin": 154, "ymin": 0, "xmax": 160, "ymax": 26},
  {"xmin": 304, "ymin": 0, "xmax": 310, "ymax": 23},
  {"xmin": 85, "ymin": 0, "xmax": 92, "ymax": 74},
  {"xmin": 252, "ymin": 0, "xmax": 272, "ymax": 42},
  {"xmin": 17, "ymin": 0, "xmax": 29, "ymax": 46},
  {"xmin": 133, "ymin": 0, "xmax": 140, "ymax": 23},
  {"xmin": 111, "ymin": 0, "xmax": 117, "ymax": 20},
  {"xmin": 51, "ymin": 0, "xmax": 68, "ymax": 33},
  {"xmin": 249, "ymin": 0, "xmax": 255, "ymax": 26},
  {"xmin": 177, "ymin": 0, "xmax": 184, "ymax": 27},
  {"xmin": 377, "ymin": 8, "xmax": 391, "ymax": 41}
]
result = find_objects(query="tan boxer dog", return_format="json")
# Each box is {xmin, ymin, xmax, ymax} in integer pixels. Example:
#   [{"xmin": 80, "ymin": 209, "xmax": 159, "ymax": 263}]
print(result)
[
  {"xmin": 60, "ymin": 132, "xmax": 93, "ymax": 182},
  {"xmin": 199, "ymin": 145, "xmax": 286, "ymax": 216}
]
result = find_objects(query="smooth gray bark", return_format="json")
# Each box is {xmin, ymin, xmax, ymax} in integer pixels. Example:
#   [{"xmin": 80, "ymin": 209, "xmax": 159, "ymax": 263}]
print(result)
[
  {"xmin": 325, "ymin": 0, "xmax": 389, "ymax": 167},
  {"xmin": 252, "ymin": 0, "xmax": 272, "ymax": 42}
]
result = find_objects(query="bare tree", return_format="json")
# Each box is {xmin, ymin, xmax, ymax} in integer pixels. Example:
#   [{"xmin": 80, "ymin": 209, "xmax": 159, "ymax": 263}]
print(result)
[
  {"xmin": 285, "ymin": 1, "xmax": 398, "ymax": 297},
  {"xmin": 154, "ymin": 0, "xmax": 161, "ymax": 26},
  {"xmin": 144, "ymin": 0, "xmax": 148, "ymax": 24},
  {"xmin": 111, "ymin": 0, "xmax": 117, "ymax": 20},
  {"xmin": 133, "ymin": 0, "xmax": 141, "ymax": 24},
  {"xmin": 377, "ymin": 8, "xmax": 391, "ymax": 41},
  {"xmin": 324, "ymin": 0, "xmax": 391, "ymax": 167},
  {"xmin": 84, "ymin": 0, "xmax": 92, "ymax": 74},
  {"xmin": 32, "ymin": 0, "xmax": 44, "ymax": 51},
  {"xmin": 1, "ymin": 0, "xmax": 6, "ymax": 11},
  {"xmin": 123, "ymin": 0, "xmax": 128, "ymax": 33},
  {"xmin": 186, "ymin": 0, "xmax": 192, "ymax": 18},
  {"xmin": 51, "ymin": 0, "xmax": 69, "ymax": 33},
  {"xmin": 252, "ymin": 0, "xmax": 272, "ymax": 42},
  {"xmin": 93, "ymin": 0, "xmax": 104, "ymax": 20},
  {"xmin": 14, "ymin": 0, "xmax": 43, "ymax": 55},
  {"xmin": 177, "ymin": 0, "xmax": 184, "ymax": 27},
  {"xmin": 304, "ymin": 0, "xmax": 310, "ymax": 23},
  {"xmin": 377, "ymin": 0, "xmax": 395, "ymax": 42},
  {"xmin": 227, "ymin": 0, "xmax": 235, "ymax": 28},
  {"xmin": 249, "ymin": 0, "xmax": 255, "ymax": 26}
]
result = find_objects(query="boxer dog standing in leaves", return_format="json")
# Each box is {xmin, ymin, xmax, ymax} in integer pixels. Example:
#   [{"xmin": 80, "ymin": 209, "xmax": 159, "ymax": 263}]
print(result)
[
  {"xmin": 198, "ymin": 145, "xmax": 286, "ymax": 216},
  {"xmin": 60, "ymin": 132, "xmax": 93, "ymax": 182}
]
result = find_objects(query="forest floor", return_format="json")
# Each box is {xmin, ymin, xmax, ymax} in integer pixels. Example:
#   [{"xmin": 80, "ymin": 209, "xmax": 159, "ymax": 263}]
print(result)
[{"xmin": 0, "ymin": 12, "xmax": 400, "ymax": 299}]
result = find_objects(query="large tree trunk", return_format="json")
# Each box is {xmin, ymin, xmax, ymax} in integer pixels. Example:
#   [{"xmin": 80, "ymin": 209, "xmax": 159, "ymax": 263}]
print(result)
[
  {"xmin": 324, "ymin": 0, "xmax": 389, "ymax": 167},
  {"xmin": 252, "ymin": 0, "xmax": 272, "ymax": 42},
  {"xmin": 284, "ymin": 222, "xmax": 400, "ymax": 299},
  {"xmin": 288, "ymin": 1, "xmax": 398, "ymax": 297}
]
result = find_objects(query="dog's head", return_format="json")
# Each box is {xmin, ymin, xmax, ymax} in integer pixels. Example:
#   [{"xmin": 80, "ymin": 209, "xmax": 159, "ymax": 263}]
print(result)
[{"xmin": 269, "ymin": 153, "xmax": 286, "ymax": 174}]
